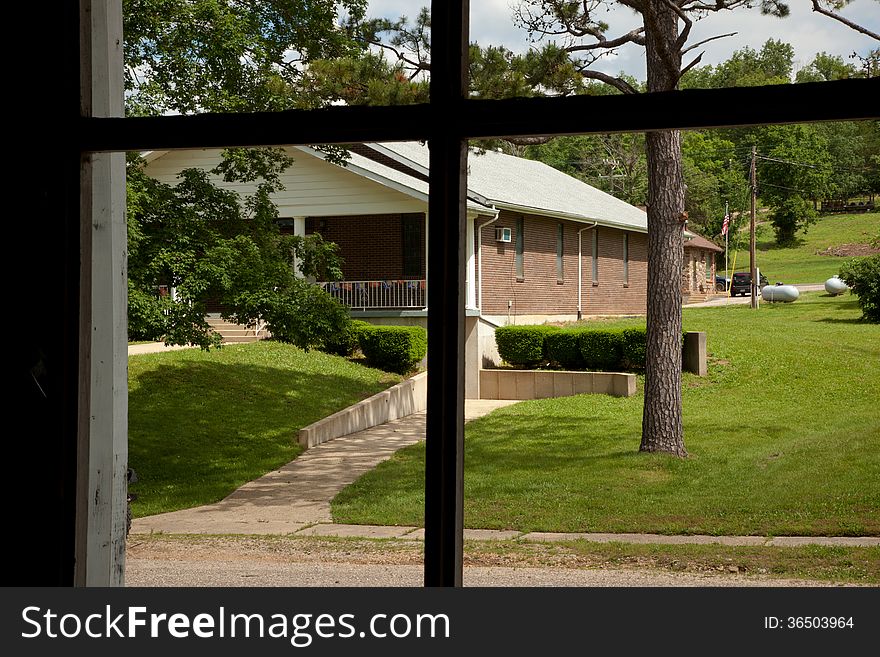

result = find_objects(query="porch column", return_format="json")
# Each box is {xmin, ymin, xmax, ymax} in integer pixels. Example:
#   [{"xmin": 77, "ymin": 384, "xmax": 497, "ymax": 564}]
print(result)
[
  {"xmin": 293, "ymin": 216, "xmax": 306, "ymax": 278},
  {"xmin": 466, "ymin": 214, "xmax": 477, "ymax": 309},
  {"xmin": 77, "ymin": 0, "xmax": 127, "ymax": 586}
]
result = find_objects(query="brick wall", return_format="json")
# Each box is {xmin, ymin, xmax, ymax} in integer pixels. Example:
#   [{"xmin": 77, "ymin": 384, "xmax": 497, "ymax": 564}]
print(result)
[
  {"xmin": 478, "ymin": 209, "xmax": 648, "ymax": 316},
  {"xmin": 305, "ymin": 213, "xmax": 425, "ymax": 281}
]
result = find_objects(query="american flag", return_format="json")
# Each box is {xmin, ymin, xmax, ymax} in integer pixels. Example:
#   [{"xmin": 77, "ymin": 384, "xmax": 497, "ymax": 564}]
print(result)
[{"xmin": 721, "ymin": 213, "xmax": 730, "ymax": 236}]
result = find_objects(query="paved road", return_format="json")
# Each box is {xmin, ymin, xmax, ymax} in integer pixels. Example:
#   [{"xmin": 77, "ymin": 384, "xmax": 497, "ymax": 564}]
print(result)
[{"xmin": 685, "ymin": 284, "xmax": 825, "ymax": 308}]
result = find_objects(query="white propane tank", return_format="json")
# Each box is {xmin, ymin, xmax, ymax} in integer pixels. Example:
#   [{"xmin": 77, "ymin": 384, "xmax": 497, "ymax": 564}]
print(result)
[
  {"xmin": 824, "ymin": 276, "xmax": 849, "ymax": 295},
  {"xmin": 761, "ymin": 284, "xmax": 800, "ymax": 302}
]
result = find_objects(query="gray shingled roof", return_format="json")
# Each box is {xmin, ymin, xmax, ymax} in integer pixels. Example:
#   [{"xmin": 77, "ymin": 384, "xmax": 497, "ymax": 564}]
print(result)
[{"xmin": 371, "ymin": 141, "xmax": 648, "ymax": 233}]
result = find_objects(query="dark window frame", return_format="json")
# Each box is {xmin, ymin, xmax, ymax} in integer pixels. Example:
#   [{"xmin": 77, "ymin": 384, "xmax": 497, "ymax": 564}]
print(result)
[
  {"xmin": 623, "ymin": 233, "xmax": 629, "ymax": 286},
  {"xmin": 65, "ymin": 0, "xmax": 879, "ymax": 588}
]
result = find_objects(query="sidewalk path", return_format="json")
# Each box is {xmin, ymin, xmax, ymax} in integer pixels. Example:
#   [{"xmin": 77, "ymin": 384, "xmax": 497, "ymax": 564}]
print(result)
[{"xmin": 132, "ymin": 400, "xmax": 519, "ymax": 536}]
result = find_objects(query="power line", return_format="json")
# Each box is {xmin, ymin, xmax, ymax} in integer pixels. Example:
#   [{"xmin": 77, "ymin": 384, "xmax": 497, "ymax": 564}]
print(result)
[{"xmin": 755, "ymin": 153, "xmax": 877, "ymax": 173}]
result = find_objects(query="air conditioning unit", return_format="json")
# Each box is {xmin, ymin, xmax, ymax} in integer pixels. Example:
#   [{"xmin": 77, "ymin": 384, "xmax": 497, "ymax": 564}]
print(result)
[{"xmin": 495, "ymin": 227, "xmax": 512, "ymax": 243}]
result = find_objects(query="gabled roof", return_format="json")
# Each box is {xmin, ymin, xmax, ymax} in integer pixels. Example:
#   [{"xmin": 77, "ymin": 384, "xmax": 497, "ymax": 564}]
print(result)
[
  {"xmin": 365, "ymin": 141, "xmax": 649, "ymax": 233},
  {"xmin": 684, "ymin": 233, "xmax": 723, "ymax": 252}
]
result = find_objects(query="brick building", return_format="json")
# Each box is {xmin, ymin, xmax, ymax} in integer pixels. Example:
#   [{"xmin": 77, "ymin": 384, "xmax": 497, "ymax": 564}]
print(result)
[{"xmin": 145, "ymin": 142, "xmax": 710, "ymax": 395}]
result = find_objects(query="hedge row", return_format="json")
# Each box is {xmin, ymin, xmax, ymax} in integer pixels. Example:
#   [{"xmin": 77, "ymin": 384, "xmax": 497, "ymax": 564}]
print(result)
[
  {"xmin": 496, "ymin": 325, "xmax": 662, "ymax": 372},
  {"xmin": 323, "ymin": 320, "xmax": 427, "ymax": 374}
]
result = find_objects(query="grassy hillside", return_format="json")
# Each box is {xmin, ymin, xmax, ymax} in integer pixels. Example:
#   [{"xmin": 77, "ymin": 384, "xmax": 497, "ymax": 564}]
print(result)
[{"xmin": 725, "ymin": 212, "xmax": 878, "ymax": 284}]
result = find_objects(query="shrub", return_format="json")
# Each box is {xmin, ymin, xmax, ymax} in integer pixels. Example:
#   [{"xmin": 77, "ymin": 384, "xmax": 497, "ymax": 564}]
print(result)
[
  {"xmin": 545, "ymin": 329, "xmax": 587, "ymax": 369},
  {"xmin": 495, "ymin": 325, "xmax": 559, "ymax": 368},
  {"xmin": 839, "ymin": 255, "xmax": 880, "ymax": 323},
  {"xmin": 359, "ymin": 325, "xmax": 427, "ymax": 374},
  {"xmin": 255, "ymin": 282, "xmax": 350, "ymax": 350},
  {"xmin": 321, "ymin": 319, "xmax": 371, "ymax": 357},
  {"xmin": 621, "ymin": 328, "xmax": 648, "ymax": 370},
  {"xmin": 579, "ymin": 329, "xmax": 624, "ymax": 370}
]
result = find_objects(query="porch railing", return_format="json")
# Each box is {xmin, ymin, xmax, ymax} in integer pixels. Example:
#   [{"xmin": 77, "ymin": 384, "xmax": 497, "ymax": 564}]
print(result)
[{"xmin": 319, "ymin": 279, "xmax": 426, "ymax": 309}]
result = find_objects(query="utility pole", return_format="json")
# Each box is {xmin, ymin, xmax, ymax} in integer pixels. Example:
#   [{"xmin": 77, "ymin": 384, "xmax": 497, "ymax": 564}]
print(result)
[{"xmin": 750, "ymin": 145, "xmax": 758, "ymax": 309}]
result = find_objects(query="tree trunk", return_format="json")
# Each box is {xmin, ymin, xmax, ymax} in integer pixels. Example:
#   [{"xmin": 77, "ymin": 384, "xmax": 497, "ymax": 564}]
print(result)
[
  {"xmin": 640, "ymin": 1, "xmax": 687, "ymax": 457},
  {"xmin": 641, "ymin": 130, "xmax": 686, "ymax": 456}
]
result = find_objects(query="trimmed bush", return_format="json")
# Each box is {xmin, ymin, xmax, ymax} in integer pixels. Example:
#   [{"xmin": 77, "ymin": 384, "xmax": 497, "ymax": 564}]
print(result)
[
  {"xmin": 579, "ymin": 329, "xmax": 624, "ymax": 371},
  {"xmin": 545, "ymin": 329, "xmax": 587, "ymax": 369},
  {"xmin": 495, "ymin": 325, "xmax": 559, "ymax": 367},
  {"xmin": 359, "ymin": 325, "xmax": 427, "ymax": 374},
  {"xmin": 321, "ymin": 319, "xmax": 371, "ymax": 357},
  {"xmin": 621, "ymin": 328, "xmax": 648, "ymax": 370},
  {"xmin": 839, "ymin": 255, "xmax": 880, "ymax": 323}
]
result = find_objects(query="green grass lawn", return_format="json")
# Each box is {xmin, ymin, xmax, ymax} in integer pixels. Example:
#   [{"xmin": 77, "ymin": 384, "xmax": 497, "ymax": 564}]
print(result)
[
  {"xmin": 725, "ymin": 212, "xmax": 878, "ymax": 284},
  {"xmin": 129, "ymin": 341, "xmax": 401, "ymax": 517},
  {"xmin": 333, "ymin": 293, "xmax": 880, "ymax": 536}
]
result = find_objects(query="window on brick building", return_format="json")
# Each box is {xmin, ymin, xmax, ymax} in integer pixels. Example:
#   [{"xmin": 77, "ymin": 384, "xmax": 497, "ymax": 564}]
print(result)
[
  {"xmin": 623, "ymin": 233, "xmax": 629, "ymax": 285},
  {"xmin": 706, "ymin": 253, "xmax": 714, "ymax": 282},
  {"xmin": 402, "ymin": 214, "xmax": 422, "ymax": 279},
  {"xmin": 556, "ymin": 223, "xmax": 564, "ymax": 283},
  {"xmin": 515, "ymin": 217, "xmax": 524, "ymax": 281},
  {"xmin": 591, "ymin": 230, "xmax": 599, "ymax": 283}
]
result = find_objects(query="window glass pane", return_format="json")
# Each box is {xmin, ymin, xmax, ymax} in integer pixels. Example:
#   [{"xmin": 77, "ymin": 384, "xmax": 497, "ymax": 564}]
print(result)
[
  {"xmin": 623, "ymin": 233, "xmax": 629, "ymax": 284},
  {"xmin": 467, "ymin": 1, "xmax": 878, "ymax": 101},
  {"xmin": 124, "ymin": 1, "xmax": 428, "ymax": 116}
]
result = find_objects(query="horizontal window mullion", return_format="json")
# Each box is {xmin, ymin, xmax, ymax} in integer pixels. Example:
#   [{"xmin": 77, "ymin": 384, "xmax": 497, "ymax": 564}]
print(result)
[{"xmin": 79, "ymin": 79, "xmax": 878, "ymax": 154}]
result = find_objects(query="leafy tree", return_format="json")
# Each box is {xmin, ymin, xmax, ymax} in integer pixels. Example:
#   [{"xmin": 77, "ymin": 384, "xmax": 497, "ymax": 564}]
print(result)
[
  {"xmin": 124, "ymin": 1, "xmax": 374, "ymax": 348},
  {"xmin": 123, "ymin": 0, "xmax": 369, "ymax": 114},
  {"xmin": 681, "ymin": 132, "xmax": 750, "ymax": 237},
  {"xmin": 795, "ymin": 51, "xmax": 858, "ymax": 83},
  {"xmin": 127, "ymin": 149, "xmax": 348, "ymax": 349},
  {"xmin": 754, "ymin": 124, "xmax": 833, "ymax": 243},
  {"xmin": 525, "ymin": 134, "xmax": 649, "ymax": 206},
  {"xmin": 839, "ymin": 255, "xmax": 880, "ymax": 322}
]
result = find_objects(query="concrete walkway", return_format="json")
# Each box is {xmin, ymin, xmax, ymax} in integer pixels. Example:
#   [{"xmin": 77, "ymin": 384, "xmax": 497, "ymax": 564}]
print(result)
[{"xmin": 132, "ymin": 400, "xmax": 519, "ymax": 536}]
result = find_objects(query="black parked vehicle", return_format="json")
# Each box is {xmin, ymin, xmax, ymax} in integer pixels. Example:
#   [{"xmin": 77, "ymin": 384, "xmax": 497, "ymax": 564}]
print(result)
[
  {"xmin": 730, "ymin": 272, "xmax": 769, "ymax": 296},
  {"xmin": 715, "ymin": 275, "xmax": 730, "ymax": 292}
]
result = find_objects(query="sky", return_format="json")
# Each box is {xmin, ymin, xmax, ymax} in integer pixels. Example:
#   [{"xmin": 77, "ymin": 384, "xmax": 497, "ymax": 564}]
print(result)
[{"xmin": 365, "ymin": 0, "xmax": 880, "ymax": 80}]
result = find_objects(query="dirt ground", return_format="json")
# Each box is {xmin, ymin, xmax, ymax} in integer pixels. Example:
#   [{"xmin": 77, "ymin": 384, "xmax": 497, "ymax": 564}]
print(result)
[
  {"xmin": 125, "ymin": 535, "xmax": 860, "ymax": 588},
  {"xmin": 816, "ymin": 242, "xmax": 879, "ymax": 257}
]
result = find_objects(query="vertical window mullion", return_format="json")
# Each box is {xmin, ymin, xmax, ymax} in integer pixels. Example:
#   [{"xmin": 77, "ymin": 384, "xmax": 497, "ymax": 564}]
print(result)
[{"xmin": 423, "ymin": 0, "xmax": 468, "ymax": 589}]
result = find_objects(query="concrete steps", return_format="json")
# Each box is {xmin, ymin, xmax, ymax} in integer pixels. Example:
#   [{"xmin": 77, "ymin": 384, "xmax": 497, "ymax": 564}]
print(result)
[{"xmin": 205, "ymin": 316, "xmax": 269, "ymax": 344}]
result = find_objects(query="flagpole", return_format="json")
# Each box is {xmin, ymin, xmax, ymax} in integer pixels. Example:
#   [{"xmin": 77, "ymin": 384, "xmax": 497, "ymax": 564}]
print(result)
[{"xmin": 723, "ymin": 202, "xmax": 729, "ymax": 303}]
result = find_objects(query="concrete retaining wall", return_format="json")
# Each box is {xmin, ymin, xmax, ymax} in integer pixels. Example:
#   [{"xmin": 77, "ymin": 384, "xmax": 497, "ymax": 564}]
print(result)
[
  {"xmin": 480, "ymin": 369, "xmax": 636, "ymax": 400},
  {"xmin": 298, "ymin": 371, "xmax": 428, "ymax": 448}
]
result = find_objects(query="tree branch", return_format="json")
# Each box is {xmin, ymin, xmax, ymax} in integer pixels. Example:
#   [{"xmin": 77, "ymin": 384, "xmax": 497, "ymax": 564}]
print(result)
[
  {"xmin": 577, "ymin": 69, "xmax": 639, "ymax": 94},
  {"xmin": 562, "ymin": 27, "xmax": 647, "ymax": 51},
  {"xmin": 681, "ymin": 32, "xmax": 738, "ymax": 55},
  {"xmin": 678, "ymin": 51, "xmax": 704, "ymax": 79},
  {"xmin": 364, "ymin": 38, "xmax": 430, "ymax": 72},
  {"xmin": 810, "ymin": 0, "xmax": 880, "ymax": 41}
]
